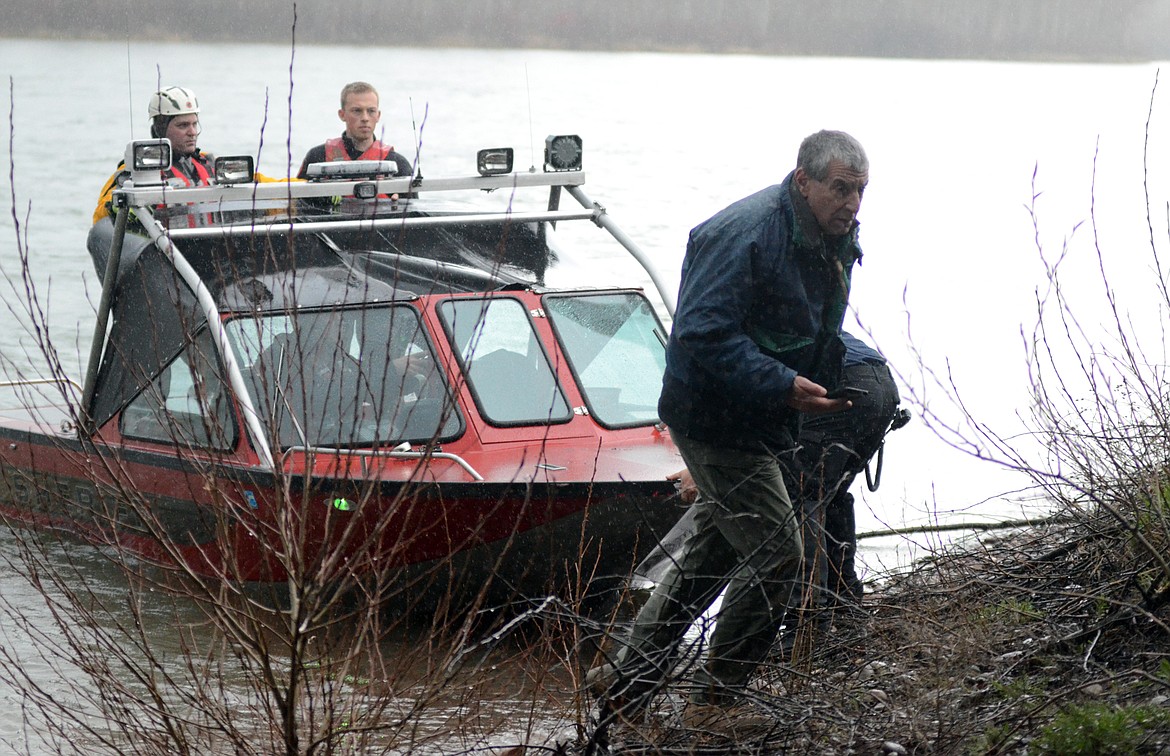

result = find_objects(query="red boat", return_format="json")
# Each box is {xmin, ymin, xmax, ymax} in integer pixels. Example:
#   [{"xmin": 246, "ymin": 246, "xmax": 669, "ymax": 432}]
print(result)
[{"xmin": 0, "ymin": 138, "xmax": 683, "ymax": 608}]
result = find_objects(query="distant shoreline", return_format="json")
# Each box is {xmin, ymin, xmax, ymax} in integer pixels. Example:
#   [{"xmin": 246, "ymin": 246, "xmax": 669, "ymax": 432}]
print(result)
[
  {"xmin": 1, "ymin": 31, "xmax": 1158, "ymax": 65},
  {"xmin": 4, "ymin": 0, "xmax": 1167, "ymax": 65}
]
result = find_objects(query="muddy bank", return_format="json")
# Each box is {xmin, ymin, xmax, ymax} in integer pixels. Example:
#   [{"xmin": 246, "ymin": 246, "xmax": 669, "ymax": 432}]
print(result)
[{"xmin": 556, "ymin": 512, "xmax": 1170, "ymax": 754}]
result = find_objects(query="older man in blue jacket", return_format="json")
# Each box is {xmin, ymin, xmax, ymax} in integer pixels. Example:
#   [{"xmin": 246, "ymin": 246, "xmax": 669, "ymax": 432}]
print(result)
[{"xmin": 597, "ymin": 130, "xmax": 869, "ymax": 732}]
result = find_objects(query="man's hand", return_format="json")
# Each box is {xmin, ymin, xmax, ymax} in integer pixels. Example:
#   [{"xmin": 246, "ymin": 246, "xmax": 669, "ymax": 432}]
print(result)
[
  {"xmin": 787, "ymin": 375, "xmax": 852, "ymax": 415},
  {"xmin": 667, "ymin": 468, "xmax": 699, "ymax": 504}
]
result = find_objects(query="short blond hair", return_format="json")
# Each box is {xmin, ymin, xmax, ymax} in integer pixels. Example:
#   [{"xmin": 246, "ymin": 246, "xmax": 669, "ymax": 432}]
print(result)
[{"xmin": 340, "ymin": 81, "xmax": 379, "ymax": 109}]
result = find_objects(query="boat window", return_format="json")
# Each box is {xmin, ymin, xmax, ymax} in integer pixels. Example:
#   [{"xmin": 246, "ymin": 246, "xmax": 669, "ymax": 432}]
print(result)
[
  {"xmin": 543, "ymin": 292, "xmax": 667, "ymax": 428},
  {"xmin": 224, "ymin": 305, "xmax": 461, "ymax": 449},
  {"xmin": 120, "ymin": 329, "xmax": 237, "ymax": 450},
  {"xmin": 438, "ymin": 298, "xmax": 572, "ymax": 426}
]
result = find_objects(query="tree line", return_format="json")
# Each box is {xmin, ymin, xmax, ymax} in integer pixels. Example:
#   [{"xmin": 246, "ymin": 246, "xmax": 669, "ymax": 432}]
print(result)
[{"xmin": 4, "ymin": 0, "xmax": 1169, "ymax": 61}]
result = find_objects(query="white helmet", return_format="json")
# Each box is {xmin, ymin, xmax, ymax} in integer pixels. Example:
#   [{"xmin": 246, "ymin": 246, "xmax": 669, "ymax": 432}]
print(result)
[{"xmin": 147, "ymin": 86, "xmax": 200, "ymax": 119}]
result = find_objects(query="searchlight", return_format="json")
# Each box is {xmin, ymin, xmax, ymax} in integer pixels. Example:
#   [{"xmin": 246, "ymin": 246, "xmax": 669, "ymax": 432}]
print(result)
[
  {"xmin": 126, "ymin": 139, "xmax": 172, "ymax": 187},
  {"xmin": 477, "ymin": 148, "xmax": 514, "ymax": 176},
  {"xmin": 214, "ymin": 155, "xmax": 255, "ymax": 184}
]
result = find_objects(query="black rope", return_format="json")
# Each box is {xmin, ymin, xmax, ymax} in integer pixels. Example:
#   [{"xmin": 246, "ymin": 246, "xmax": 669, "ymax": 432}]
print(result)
[{"xmin": 864, "ymin": 407, "xmax": 912, "ymax": 492}]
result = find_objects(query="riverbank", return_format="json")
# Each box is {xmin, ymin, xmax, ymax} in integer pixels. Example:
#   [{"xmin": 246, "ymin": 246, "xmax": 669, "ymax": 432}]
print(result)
[{"xmin": 571, "ymin": 509, "xmax": 1170, "ymax": 754}]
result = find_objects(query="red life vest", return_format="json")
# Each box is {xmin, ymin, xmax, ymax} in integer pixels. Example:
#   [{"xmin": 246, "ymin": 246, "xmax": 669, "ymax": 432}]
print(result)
[
  {"xmin": 163, "ymin": 153, "xmax": 214, "ymax": 228},
  {"xmin": 323, "ymin": 138, "xmax": 401, "ymax": 201},
  {"xmin": 166, "ymin": 154, "xmax": 213, "ymax": 187},
  {"xmin": 324, "ymin": 137, "xmax": 393, "ymax": 162}
]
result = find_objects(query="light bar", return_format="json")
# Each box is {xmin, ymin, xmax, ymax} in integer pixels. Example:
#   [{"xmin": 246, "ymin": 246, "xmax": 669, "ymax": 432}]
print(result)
[
  {"xmin": 477, "ymin": 147, "xmax": 514, "ymax": 176},
  {"xmin": 544, "ymin": 134, "xmax": 582, "ymax": 172},
  {"xmin": 304, "ymin": 160, "xmax": 398, "ymax": 181},
  {"xmin": 115, "ymin": 169, "xmax": 585, "ymax": 207},
  {"xmin": 214, "ymin": 155, "xmax": 255, "ymax": 184},
  {"xmin": 126, "ymin": 139, "xmax": 172, "ymax": 187}
]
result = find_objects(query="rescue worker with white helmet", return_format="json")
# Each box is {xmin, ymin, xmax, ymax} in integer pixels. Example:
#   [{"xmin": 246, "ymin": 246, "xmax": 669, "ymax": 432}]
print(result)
[
  {"xmin": 93, "ymin": 86, "xmax": 216, "ymax": 223},
  {"xmin": 147, "ymin": 86, "xmax": 215, "ymax": 187}
]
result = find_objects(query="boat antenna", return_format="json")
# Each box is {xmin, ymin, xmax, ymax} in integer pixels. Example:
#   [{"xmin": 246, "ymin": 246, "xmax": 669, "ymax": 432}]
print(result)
[
  {"xmin": 124, "ymin": 1, "xmax": 134, "ymax": 137},
  {"xmin": 525, "ymin": 63, "xmax": 536, "ymax": 172},
  {"xmin": 409, "ymin": 96, "xmax": 423, "ymax": 180}
]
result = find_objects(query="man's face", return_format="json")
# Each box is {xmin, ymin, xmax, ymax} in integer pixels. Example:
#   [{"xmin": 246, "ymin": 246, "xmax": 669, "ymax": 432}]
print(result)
[
  {"xmin": 795, "ymin": 160, "xmax": 868, "ymax": 237},
  {"xmin": 165, "ymin": 114, "xmax": 201, "ymax": 156},
  {"xmin": 339, "ymin": 92, "xmax": 381, "ymax": 143}
]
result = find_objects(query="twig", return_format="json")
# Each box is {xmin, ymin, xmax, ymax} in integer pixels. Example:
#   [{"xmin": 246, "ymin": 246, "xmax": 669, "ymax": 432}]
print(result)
[{"xmin": 857, "ymin": 514, "xmax": 1074, "ymax": 541}]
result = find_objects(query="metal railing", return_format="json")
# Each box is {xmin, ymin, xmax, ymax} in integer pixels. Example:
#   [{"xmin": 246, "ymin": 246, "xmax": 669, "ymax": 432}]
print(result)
[{"xmin": 281, "ymin": 444, "xmax": 484, "ymax": 482}]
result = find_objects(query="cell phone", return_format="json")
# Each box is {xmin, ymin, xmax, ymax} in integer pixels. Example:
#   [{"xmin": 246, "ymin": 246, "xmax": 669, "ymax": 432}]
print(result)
[{"xmin": 825, "ymin": 385, "xmax": 869, "ymax": 400}]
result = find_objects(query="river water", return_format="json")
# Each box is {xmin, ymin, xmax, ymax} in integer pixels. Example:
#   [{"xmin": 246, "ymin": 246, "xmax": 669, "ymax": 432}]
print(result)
[{"xmin": 2, "ymin": 37, "xmax": 1170, "ymax": 752}]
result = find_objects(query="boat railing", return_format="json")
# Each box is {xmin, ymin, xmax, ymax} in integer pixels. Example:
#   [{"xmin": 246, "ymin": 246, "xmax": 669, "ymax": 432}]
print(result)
[
  {"xmin": 113, "ymin": 170, "xmax": 586, "ymax": 208},
  {"xmin": 0, "ymin": 378, "xmax": 84, "ymax": 425},
  {"xmin": 564, "ymin": 184, "xmax": 677, "ymax": 316},
  {"xmin": 112, "ymin": 166, "xmax": 677, "ymax": 317},
  {"xmin": 0, "ymin": 377, "xmax": 84, "ymax": 394},
  {"xmin": 126, "ymin": 208, "xmax": 278, "ymax": 470},
  {"xmin": 0, "ymin": 377, "xmax": 84, "ymax": 408},
  {"xmin": 280, "ymin": 444, "xmax": 485, "ymax": 482},
  {"xmin": 161, "ymin": 209, "xmax": 600, "ymax": 240}
]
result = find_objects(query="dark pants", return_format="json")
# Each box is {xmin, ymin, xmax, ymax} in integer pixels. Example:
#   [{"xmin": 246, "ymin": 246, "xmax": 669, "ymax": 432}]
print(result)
[
  {"xmin": 610, "ymin": 434, "xmax": 803, "ymax": 707},
  {"xmin": 791, "ymin": 362, "xmax": 900, "ymax": 611}
]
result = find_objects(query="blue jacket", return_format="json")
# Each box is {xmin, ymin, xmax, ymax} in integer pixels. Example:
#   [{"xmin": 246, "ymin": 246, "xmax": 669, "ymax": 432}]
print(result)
[{"xmin": 659, "ymin": 173, "xmax": 862, "ymax": 451}]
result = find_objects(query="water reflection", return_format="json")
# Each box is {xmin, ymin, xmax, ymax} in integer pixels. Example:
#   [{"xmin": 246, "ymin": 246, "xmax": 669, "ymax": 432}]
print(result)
[{"xmin": 0, "ymin": 522, "xmax": 598, "ymax": 753}]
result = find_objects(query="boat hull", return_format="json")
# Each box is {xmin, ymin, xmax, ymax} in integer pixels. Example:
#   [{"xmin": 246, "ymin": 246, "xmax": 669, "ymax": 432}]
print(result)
[{"xmin": 0, "ymin": 426, "xmax": 682, "ymax": 606}]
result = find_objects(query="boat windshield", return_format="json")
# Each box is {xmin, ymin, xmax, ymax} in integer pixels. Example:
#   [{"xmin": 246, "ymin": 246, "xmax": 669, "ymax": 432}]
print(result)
[
  {"xmin": 543, "ymin": 292, "xmax": 667, "ymax": 428},
  {"xmin": 224, "ymin": 305, "xmax": 460, "ymax": 449},
  {"xmin": 438, "ymin": 297, "xmax": 572, "ymax": 426}
]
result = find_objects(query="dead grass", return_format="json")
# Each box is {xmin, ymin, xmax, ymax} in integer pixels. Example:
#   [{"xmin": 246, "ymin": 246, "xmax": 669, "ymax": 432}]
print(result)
[{"xmin": 568, "ymin": 511, "xmax": 1170, "ymax": 754}]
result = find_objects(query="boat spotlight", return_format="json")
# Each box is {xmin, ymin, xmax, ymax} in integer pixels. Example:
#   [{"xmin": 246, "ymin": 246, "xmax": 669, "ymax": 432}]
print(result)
[
  {"xmin": 544, "ymin": 134, "xmax": 582, "ymax": 172},
  {"xmin": 126, "ymin": 139, "xmax": 172, "ymax": 187},
  {"xmin": 214, "ymin": 155, "xmax": 255, "ymax": 184},
  {"xmin": 477, "ymin": 147, "xmax": 514, "ymax": 176}
]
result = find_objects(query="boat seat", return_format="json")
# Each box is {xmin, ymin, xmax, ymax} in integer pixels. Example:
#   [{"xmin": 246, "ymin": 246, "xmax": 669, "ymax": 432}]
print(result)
[{"xmin": 468, "ymin": 349, "xmax": 550, "ymax": 423}]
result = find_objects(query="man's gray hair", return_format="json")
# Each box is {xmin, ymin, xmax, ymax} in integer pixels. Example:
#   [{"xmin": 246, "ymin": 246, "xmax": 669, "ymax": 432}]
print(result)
[{"xmin": 797, "ymin": 130, "xmax": 868, "ymax": 181}]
